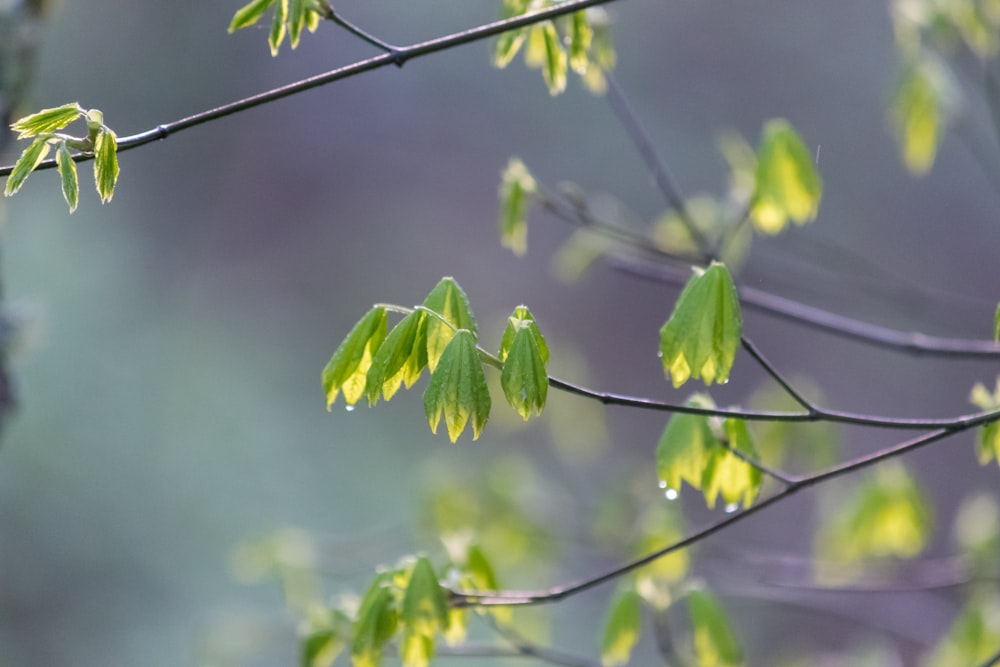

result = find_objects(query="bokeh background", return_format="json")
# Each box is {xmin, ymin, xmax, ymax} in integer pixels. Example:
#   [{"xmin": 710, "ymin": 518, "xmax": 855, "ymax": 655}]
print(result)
[{"xmin": 0, "ymin": 1, "xmax": 998, "ymax": 665}]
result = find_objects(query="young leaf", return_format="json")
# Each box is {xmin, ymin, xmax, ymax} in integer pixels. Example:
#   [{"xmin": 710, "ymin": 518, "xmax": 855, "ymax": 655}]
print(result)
[
  {"xmin": 10, "ymin": 102, "xmax": 83, "ymax": 138},
  {"xmin": 228, "ymin": 0, "xmax": 277, "ymax": 32},
  {"xmin": 323, "ymin": 306, "xmax": 388, "ymax": 407},
  {"xmin": 301, "ymin": 609, "xmax": 351, "ymax": 667},
  {"xmin": 56, "ymin": 142, "xmax": 79, "ymax": 213},
  {"xmin": 498, "ymin": 158, "xmax": 537, "ymax": 256},
  {"xmin": 422, "ymin": 277, "xmax": 477, "ymax": 372},
  {"xmin": 994, "ymin": 302, "xmax": 1000, "ymax": 343},
  {"xmin": 568, "ymin": 11, "xmax": 592, "ymax": 74},
  {"xmin": 750, "ymin": 119, "xmax": 822, "ymax": 234},
  {"xmin": 269, "ymin": 0, "xmax": 289, "ymax": 56},
  {"xmin": 656, "ymin": 394, "xmax": 717, "ymax": 496},
  {"xmin": 541, "ymin": 22, "xmax": 568, "ymax": 95},
  {"xmin": 351, "ymin": 583, "xmax": 399, "ymax": 667},
  {"xmin": 93, "ymin": 129, "xmax": 119, "ymax": 204},
  {"xmin": 659, "ymin": 262, "xmax": 742, "ymax": 388},
  {"xmin": 687, "ymin": 587, "xmax": 743, "ymax": 667},
  {"xmin": 499, "ymin": 306, "xmax": 549, "ymax": 420},
  {"xmin": 969, "ymin": 378, "xmax": 1000, "ymax": 467},
  {"xmin": 493, "ymin": 0, "xmax": 532, "ymax": 67},
  {"xmin": 701, "ymin": 419, "xmax": 762, "ymax": 509},
  {"xmin": 365, "ymin": 310, "xmax": 428, "ymax": 405},
  {"xmin": 600, "ymin": 588, "xmax": 643, "ymax": 667},
  {"xmin": 634, "ymin": 506, "xmax": 689, "ymax": 610},
  {"xmin": 890, "ymin": 57, "xmax": 954, "ymax": 175},
  {"xmin": 288, "ymin": 0, "xmax": 308, "ymax": 48},
  {"xmin": 423, "ymin": 330, "xmax": 491, "ymax": 442},
  {"xmin": 4, "ymin": 137, "xmax": 51, "ymax": 197},
  {"xmin": 402, "ymin": 556, "xmax": 449, "ymax": 639},
  {"xmin": 921, "ymin": 592, "xmax": 1000, "ymax": 667}
]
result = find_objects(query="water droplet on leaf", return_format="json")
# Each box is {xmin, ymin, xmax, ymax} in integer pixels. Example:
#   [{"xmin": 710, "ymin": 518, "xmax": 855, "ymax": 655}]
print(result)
[
  {"xmin": 665, "ymin": 488, "xmax": 679, "ymax": 500},
  {"xmin": 658, "ymin": 480, "xmax": 667, "ymax": 489},
  {"xmin": 345, "ymin": 404, "xmax": 356, "ymax": 412},
  {"xmin": 724, "ymin": 502, "xmax": 738, "ymax": 513}
]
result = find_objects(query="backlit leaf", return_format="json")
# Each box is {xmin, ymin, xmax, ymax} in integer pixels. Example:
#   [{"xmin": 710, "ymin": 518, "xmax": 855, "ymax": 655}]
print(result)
[
  {"xmin": 4, "ymin": 137, "xmax": 51, "ymax": 197},
  {"xmin": 634, "ymin": 505, "xmax": 688, "ymax": 610},
  {"xmin": 56, "ymin": 142, "xmax": 79, "ymax": 213},
  {"xmin": 402, "ymin": 556, "xmax": 449, "ymax": 639},
  {"xmin": 499, "ymin": 306, "xmax": 549, "ymax": 420},
  {"xmin": 994, "ymin": 302, "xmax": 1000, "ymax": 342},
  {"xmin": 365, "ymin": 310, "xmax": 428, "ymax": 405},
  {"xmin": 289, "ymin": 0, "xmax": 307, "ymax": 48},
  {"xmin": 568, "ymin": 10, "xmax": 592, "ymax": 74},
  {"xmin": 301, "ymin": 609, "xmax": 351, "ymax": 667},
  {"xmin": 921, "ymin": 593, "xmax": 1000, "ymax": 667},
  {"xmin": 688, "ymin": 587, "xmax": 743, "ymax": 667},
  {"xmin": 352, "ymin": 575, "xmax": 399, "ymax": 667},
  {"xmin": 541, "ymin": 22, "xmax": 568, "ymax": 95},
  {"xmin": 269, "ymin": 0, "xmax": 289, "ymax": 56},
  {"xmin": 498, "ymin": 158, "xmax": 536, "ymax": 256},
  {"xmin": 493, "ymin": 0, "xmax": 532, "ymax": 67},
  {"xmin": 422, "ymin": 277, "xmax": 477, "ymax": 372},
  {"xmin": 228, "ymin": 0, "xmax": 276, "ymax": 32},
  {"xmin": 10, "ymin": 102, "xmax": 83, "ymax": 138},
  {"xmin": 93, "ymin": 129, "xmax": 119, "ymax": 204},
  {"xmin": 659, "ymin": 262, "xmax": 742, "ymax": 388},
  {"xmin": 600, "ymin": 588, "xmax": 643, "ymax": 667},
  {"xmin": 890, "ymin": 56, "xmax": 955, "ymax": 175},
  {"xmin": 969, "ymin": 378, "xmax": 1000, "ymax": 467},
  {"xmin": 656, "ymin": 394, "xmax": 717, "ymax": 495},
  {"xmin": 423, "ymin": 330, "xmax": 491, "ymax": 442},
  {"xmin": 750, "ymin": 119, "xmax": 822, "ymax": 234},
  {"xmin": 323, "ymin": 307, "xmax": 387, "ymax": 407},
  {"xmin": 701, "ymin": 419, "xmax": 762, "ymax": 509}
]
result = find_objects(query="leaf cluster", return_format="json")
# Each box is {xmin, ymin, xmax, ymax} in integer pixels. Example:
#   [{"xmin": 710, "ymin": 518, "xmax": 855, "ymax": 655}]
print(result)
[{"xmin": 229, "ymin": 0, "xmax": 328, "ymax": 56}]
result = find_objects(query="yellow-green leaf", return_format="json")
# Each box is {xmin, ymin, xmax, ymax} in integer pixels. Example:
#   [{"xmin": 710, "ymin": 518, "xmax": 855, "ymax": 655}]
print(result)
[
  {"xmin": 365, "ymin": 310, "xmax": 428, "ymax": 405},
  {"xmin": 921, "ymin": 593, "xmax": 1000, "ymax": 667},
  {"xmin": 969, "ymin": 378, "xmax": 1000, "ymax": 467},
  {"xmin": 499, "ymin": 305, "xmax": 549, "ymax": 420},
  {"xmin": 228, "ymin": 0, "xmax": 277, "ymax": 32},
  {"xmin": 656, "ymin": 394, "xmax": 717, "ymax": 496},
  {"xmin": 402, "ymin": 556, "xmax": 449, "ymax": 639},
  {"xmin": 953, "ymin": 493, "xmax": 1000, "ymax": 572},
  {"xmin": 493, "ymin": 0, "xmax": 532, "ymax": 68},
  {"xmin": 351, "ymin": 581, "xmax": 398, "ymax": 667},
  {"xmin": 56, "ymin": 142, "xmax": 79, "ymax": 213},
  {"xmin": 498, "ymin": 158, "xmax": 536, "ymax": 256},
  {"xmin": 568, "ymin": 10, "xmax": 592, "ymax": 74},
  {"xmin": 659, "ymin": 262, "xmax": 742, "ymax": 388},
  {"xmin": 4, "ymin": 136, "xmax": 51, "ymax": 197},
  {"xmin": 994, "ymin": 303, "xmax": 1000, "ymax": 342},
  {"xmin": 422, "ymin": 277, "xmax": 477, "ymax": 372},
  {"xmin": 323, "ymin": 307, "xmax": 387, "ymax": 407},
  {"xmin": 423, "ymin": 330, "xmax": 491, "ymax": 442},
  {"xmin": 541, "ymin": 22, "xmax": 568, "ymax": 95},
  {"xmin": 688, "ymin": 587, "xmax": 743, "ymax": 667},
  {"xmin": 301, "ymin": 609, "xmax": 351, "ymax": 667},
  {"xmin": 750, "ymin": 119, "xmax": 822, "ymax": 234},
  {"xmin": 10, "ymin": 102, "xmax": 83, "ymax": 138},
  {"xmin": 288, "ymin": 0, "xmax": 307, "ymax": 48},
  {"xmin": 269, "ymin": 0, "xmax": 289, "ymax": 56},
  {"xmin": 634, "ymin": 505, "xmax": 688, "ymax": 610},
  {"xmin": 702, "ymin": 419, "xmax": 762, "ymax": 509},
  {"xmin": 600, "ymin": 588, "xmax": 643, "ymax": 667},
  {"xmin": 93, "ymin": 129, "xmax": 119, "ymax": 204},
  {"xmin": 890, "ymin": 57, "xmax": 954, "ymax": 175}
]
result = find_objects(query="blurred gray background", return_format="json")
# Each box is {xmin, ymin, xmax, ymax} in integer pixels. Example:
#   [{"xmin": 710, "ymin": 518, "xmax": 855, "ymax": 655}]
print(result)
[{"xmin": 0, "ymin": 1, "xmax": 998, "ymax": 665}]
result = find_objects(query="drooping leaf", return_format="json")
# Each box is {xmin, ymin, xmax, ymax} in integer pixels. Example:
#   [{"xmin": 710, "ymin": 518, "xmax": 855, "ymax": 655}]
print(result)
[
  {"xmin": 93, "ymin": 129, "xmax": 119, "ymax": 204},
  {"xmin": 659, "ymin": 262, "xmax": 742, "ymax": 388},
  {"xmin": 351, "ymin": 581, "xmax": 399, "ymax": 667},
  {"xmin": 269, "ymin": 0, "xmax": 289, "ymax": 56},
  {"xmin": 422, "ymin": 277, "xmax": 477, "ymax": 372},
  {"xmin": 4, "ymin": 137, "xmax": 51, "ymax": 197},
  {"xmin": 890, "ymin": 56, "xmax": 955, "ymax": 175},
  {"xmin": 499, "ymin": 305, "xmax": 549, "ymax": 420},
  {"xmin": 498, "ymin": 158, "xmax": 536, "ymax": 256},
  {"xmin": 687, "ymin": 587, "xmax": 743, "ymax": 667},
  {"xmin": 423, "ymin": 330, "xmax": 491, "ymax": 442},
  {"xmin": 228, "ymin": 0, "xmax": 277, "ymax": 32},
  {"xmin": 365, "ymin": 310, "xmax": 428, "ymax": 405},
  {"xmin": 994, "ymin": 303, "xmax": 1000, "ymax": 342},
  {"xmin": 568, "ymin": 10, "xmax": 592, "ymax": 74},
  {"xmin": 288, "ymin": 0, "xmax": 308, "ymax": 48},
  {"xmin": 323, "ymin": 307, "xmax": 388, "ymax": 407},
  {"xmin": 493, "ymin": 0, "xmax": 532, "ymax": 67},
  {"xmin": 301, "ymin": 609, "xmax": 351, "ymax": 667},
  {"xmin": 402, "ymin": 556, "xmax": 449, "ymax": 639},
  {"xmin": 656, "ymin": 394, "xmax": 717, "ymax": 496},
  {"xmin": 701, "ymin": 419, "xmax": 762, "ymax": 509},
  {"xmin": 750, "ymin": 119, "xmax": 822, "ymax": 234},
  {"xmin": 56, "ymin": 142, "xmax": 79, "ymax": 213},
  {"xmin": 10, "ymin": 102, "xmax": 83, "ymax": 138},
  {"xmin": 600, "ymin": 588, "xmax": 643, "ymax": 667},
  {"xmin": 540, "ymin": 22, "xmax": 568, "ymax": 95},
  {"xmin": 969, "ymin": 378, "xmax": 1000, "ymax": 467},
  {"xmin": 633, "ymin": 505, "xmax": 688, "ymax": 610}
]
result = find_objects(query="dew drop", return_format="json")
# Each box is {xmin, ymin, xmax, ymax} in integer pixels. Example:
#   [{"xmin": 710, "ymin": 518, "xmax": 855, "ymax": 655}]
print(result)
[
  {"xmin": 658, "ymin": 480, "xmax": 667, "ymax": 489},
  {"xmin": 719, "ymin": 377, "xmax": 729, "ymax": 385},
  {"xmin": 345, "ymin": 404, "xmax": 356, "ymax": 412},
  {"xmin": 724, "ymin": 502, "xmax": 739, "ymax": 513},
  {"xmin": 665, "ymin": 488, "xmax": 679, "ymax": 500}
]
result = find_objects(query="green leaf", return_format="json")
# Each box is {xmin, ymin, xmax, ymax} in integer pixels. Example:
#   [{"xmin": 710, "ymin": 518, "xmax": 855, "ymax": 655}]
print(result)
[
  {"xmin": 323, "ymin": 307, "xmax": 388, "ymax": 407},
  {"xmin": 301, "ymin": 609, "xmax": 351, "ymax": 667},
  {"xmin": 993, "ymin": 303, "xmax": 1000, "ymax": 342},
  {"xmin": 750, "ymin": 119, "xmax": 822, "ymax": 234},
  {"xmin": 815, "ymin": 462, "xmax": 933, "ymax": 580},
  {"xmin": 493, "ymin": 0, "xmax": 531, "ymax": 68},
  {"xmin": 969, "ymin": 378, "xmax": 1000, "ymax": 467},
  {"xmin": 422, "ymin": 277, "xmax": 477, "ymax": 372},
  {"xmin": 228, "ymin": 0, "xmax": 276, "ymax": 32},
  {"xmin": 656, "ymin": 394, "xmax": 717, "ymax": 496},
  {"xmin": 93, "ymin": 129, "xmax": 119, "ymax": 204},
  {"xmin": 499, "ymin": 306, "xmax": 549, "ymax": 420},
  {"xmin": 659, "ymin": 262, "xmax": 742, "ymax": 388},
  {"xmin": 633, "ymin": 505, "xmax": 688, "ymax": 610},
  {"xmin": 541, "ymin": 22, "xmax": 568, "ymax": 95},
  {"xmin": 269, "ymin": 0, "xmax": 289, "ymax": 56},
  {"xmin": 463, "ymin": 543, "xmax": 500, "ymax": 591},
  {"xmin": 921, "ymin": 592, "xmax": 1000, "ymax": 667},
  {"xmin": 402, "ymin": 556, "xmax": 449, "ymax": 639},
  {"xmin": 568, "ymin": 10, "xmax": 592, "ymax": 74},
  {"xmin": 4, "ymin": 137, "xmax": 51, "ymax": 197},
  {"xmin": 423, "ymin": 330, "xmax": 491, "ymax": 442},
  {"xmin": 288, "ymin": 0, "xmax": 307, "ymax": 48},
  {"xmin": 56, "ymin": 142, "xmax": 79, "ymax": 213},
  {"xmin": 498, "ymin": 158, "xmax": 536, "ymax": 256},
  {"xmin": 701, "ymin": 419, "xmax": 762, "ymax": 509},
  {"xmin": 688, "ymin": 587, "xmax": 743, "ymax": 667},
  {"xmin": 600, "ymin": 588, "xmax": 643, "ymax": 667},
  {"xmin": 890, "ymin": 57, "xmax": 954, "ymax": 175},
  {"xmin": 365, "ymin": 310, "xmax": 428, "ymax": 405},
  {"xmin": 10, "ymin": 102, "xmax": 83, "ymax": 138},
  {"xmin": 351, "ymin": 581, "xmax": 399, "ymax": 667}
]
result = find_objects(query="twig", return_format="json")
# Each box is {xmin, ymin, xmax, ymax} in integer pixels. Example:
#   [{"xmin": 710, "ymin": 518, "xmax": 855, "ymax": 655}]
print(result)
[
  {"xmin": 0, "ymin": 0, "xmax": 620, "ymax": 178},
  {"xmin": 740, "ymin": 336, "xmax": 817, "ymax": 413}
]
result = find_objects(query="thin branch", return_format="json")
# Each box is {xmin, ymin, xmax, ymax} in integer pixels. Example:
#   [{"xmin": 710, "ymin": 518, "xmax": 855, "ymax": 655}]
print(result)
[
  {"xmin": 740, "ymin": 336, "xmax": 817, "ymax": 413},
  {"xmin": 450, "ymin": 424, "xmax": 966, "ymax": 608},
  {"xmin": 480, "ymin": 616, "xmax": 603, "ymax": 667},
  {"xmin": 0, "ymin": 0, "xmax": 620, "ymax": 178}
]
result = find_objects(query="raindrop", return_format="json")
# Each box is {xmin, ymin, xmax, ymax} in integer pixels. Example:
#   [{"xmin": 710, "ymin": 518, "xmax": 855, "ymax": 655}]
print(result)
[
  {"xmin": 658, "ymin": 480, "xmax": 667, "ymax": 489},
  {"xmin": 345, "ymin": 404, "xmax": 356, "ymax": 412},
  {"xmin": 724, "ymin": 502, "xmax": 739, "ymax": 513},
  {"xmin": 665, "ymin": 488, "xmax": 679, "ymax": 500},
  {"xmin": 719, "ymin": 377, "xmax": 729, "ymax": 385}
]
